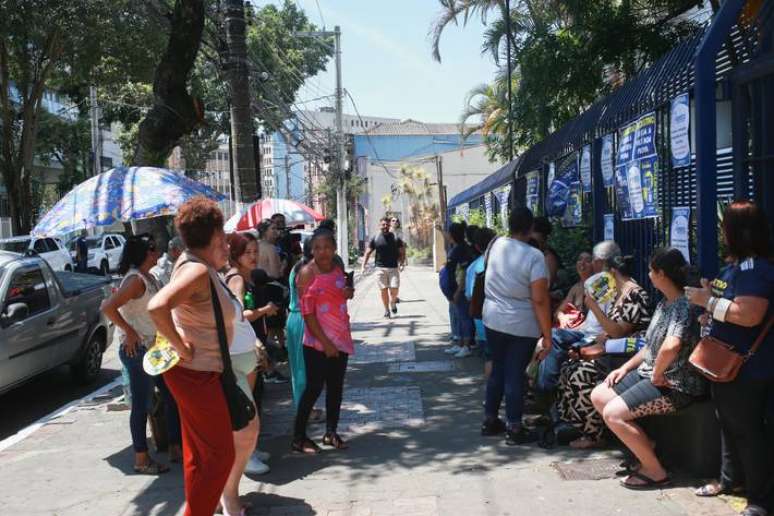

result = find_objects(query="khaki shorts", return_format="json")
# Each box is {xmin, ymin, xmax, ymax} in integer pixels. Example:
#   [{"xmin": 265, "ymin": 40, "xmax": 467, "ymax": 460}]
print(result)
[
  {"xmin": 376, "ymin": 267, "xmax": 400, "ymax": 289},
  {"xmin": 231, "ymin": 350, "xmax": 258, "ymax": 403}
]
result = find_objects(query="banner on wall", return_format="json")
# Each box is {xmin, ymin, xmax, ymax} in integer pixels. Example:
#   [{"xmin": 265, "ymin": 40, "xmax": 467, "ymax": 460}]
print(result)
[
  {"xmin": 670, "ymin": 207, "xmax": 691, "ymax": 263},
  {"xmin": 484, "ymin": 192, "xmax": 493, "ymax": 228},
  {"xmin": 526, "ymin": 171, "xmax": 540, "ymax": 215},
  {"xmin": 580, "ymin": 145, "xmax": 592, "ymax": 193},
  {"xmin": 601, "ymin": 134, "xmax": 615, "ymax": 188},
  {"xmin": 603, "ymin": 214, "xmax": 615, "ymax": 241},
  {"xmin": 562, "ymin": 181, "xmax": 583, "ymax": 227},
  {"xmin": 670, "ymin": 93, "xmax": 691, "ymax": 168},
  {"xmin": 615, "ymin": 113, "xmax": 658, "ymax": 220},
  {"xmin": 499, "ymin": 185, "xmax": 511, "ymax": 228}
]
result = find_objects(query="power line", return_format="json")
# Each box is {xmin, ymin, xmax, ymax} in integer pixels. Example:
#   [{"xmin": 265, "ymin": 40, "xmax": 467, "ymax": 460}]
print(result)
[{"xmin": 344, "ymin": 89, "xmax": 397, "ymax": 179}]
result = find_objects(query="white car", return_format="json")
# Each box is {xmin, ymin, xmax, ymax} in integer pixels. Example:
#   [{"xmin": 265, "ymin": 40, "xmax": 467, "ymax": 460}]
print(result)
[
  {"xmin": 69, "ymin": 234, "xmax": 126, "ymax": 275},
  {"xmin": 0, "ymin": 236, "xmax": 74, "ymax": 272}
]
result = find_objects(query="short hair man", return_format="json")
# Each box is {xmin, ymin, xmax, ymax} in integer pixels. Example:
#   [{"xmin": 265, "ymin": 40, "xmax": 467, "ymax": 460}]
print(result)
[
  {"xmin": 150, "ymin": 236, "xmax": 184, "ymax": 286},
  {"xmin": 362, "ymin": 217, "xmax": 403, "ymax": 318}
]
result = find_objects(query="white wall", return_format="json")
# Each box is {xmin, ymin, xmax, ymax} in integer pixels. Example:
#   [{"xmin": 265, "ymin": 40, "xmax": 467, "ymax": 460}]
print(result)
[{"xmin": 363, "ymin": 145, "xmax": 501, "ymax": 243}]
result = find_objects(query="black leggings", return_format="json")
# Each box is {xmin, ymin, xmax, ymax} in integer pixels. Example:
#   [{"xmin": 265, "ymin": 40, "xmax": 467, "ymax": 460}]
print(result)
[{"xmin": 293, "ymin": 346, "xmax": 349, "ymax": 440}]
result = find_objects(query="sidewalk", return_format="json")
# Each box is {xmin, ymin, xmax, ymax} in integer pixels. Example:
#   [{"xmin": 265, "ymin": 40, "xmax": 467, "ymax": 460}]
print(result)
[{"xmin": 0, "ymin": 266, "xmax": 740, "ymax": 515}]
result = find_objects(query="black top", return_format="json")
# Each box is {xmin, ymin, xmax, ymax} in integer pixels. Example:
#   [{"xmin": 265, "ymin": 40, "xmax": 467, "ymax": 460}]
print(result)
[{"xmin": 369, "ymin": 232, "xmax": 402, "ymax": 268}]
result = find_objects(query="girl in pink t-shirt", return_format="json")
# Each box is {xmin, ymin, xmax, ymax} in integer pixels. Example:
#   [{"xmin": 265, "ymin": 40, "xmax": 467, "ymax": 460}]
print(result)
[{"xmin": 292, "ymin": 229, "xmax": 354, "ymax": 453}]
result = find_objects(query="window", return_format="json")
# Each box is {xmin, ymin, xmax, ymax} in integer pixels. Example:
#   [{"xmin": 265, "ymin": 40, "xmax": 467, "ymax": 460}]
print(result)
[
  {"xmin": 4, "ymin": 268, "xmax": 51, "ymax": 317},
  {"xmin": 44, "ymin": 238, "xmax": 58, "ymax": 252},
  {"xmin": 104, "ymin": 237, "xmax": 115, "ymax": 250},
  {"xmin": 33, "ymin": 239, "xmax": 48, "ymax": 254},
  {"xmin": 109, "ymin": 236, "xmax": 121, "ymax": 248}
]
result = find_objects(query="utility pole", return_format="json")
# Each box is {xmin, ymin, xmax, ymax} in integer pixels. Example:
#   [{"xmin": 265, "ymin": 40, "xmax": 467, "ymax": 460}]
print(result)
[
  {"xmin": 333, "ymin": 26, "xmax": 348, "ymax": 266},
  {"xmin": 284, "ymin": 153, "xmax": 291, "ymax": 199},
  {"xmin": 436, "ymin": 154, "xmax": 447, "ymax": 227},
  {"xmin": 89, "ymin": 86, "xmax": 102, "ymax": 177},
  {"xmin": 224, "ymin": 0, "xmax": 257, "ymax": 203},
  {"xmin": 504, "ymin": 0, "xmax": 513, "ymax": 162}
]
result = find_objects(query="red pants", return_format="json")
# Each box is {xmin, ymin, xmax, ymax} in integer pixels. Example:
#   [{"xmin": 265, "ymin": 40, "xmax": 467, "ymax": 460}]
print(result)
[{"xmin": 164, "ymin": 367, "xmax": 234, "ymax": 516}]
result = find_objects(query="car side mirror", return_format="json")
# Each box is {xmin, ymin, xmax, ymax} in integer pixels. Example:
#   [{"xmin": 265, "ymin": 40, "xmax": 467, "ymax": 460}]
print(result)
[{"xmin": 1, "ymin": 302, "xmax": 30, "ymax": 327}]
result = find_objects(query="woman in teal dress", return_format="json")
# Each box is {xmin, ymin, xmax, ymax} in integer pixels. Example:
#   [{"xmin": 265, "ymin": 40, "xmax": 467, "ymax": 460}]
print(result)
[{"xmin": 286, "ymin": 260, "xmax": 308, "ymax": 409}]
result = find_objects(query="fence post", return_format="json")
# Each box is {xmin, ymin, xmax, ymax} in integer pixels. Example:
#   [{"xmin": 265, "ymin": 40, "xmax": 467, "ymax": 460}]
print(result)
[
  {"xmin": 591, "ymin": 137, "xmax": 605, "ymax": 243},
  {"xmin": 693, "ymin": 0, "xmax": 745, "ymax": 278}
]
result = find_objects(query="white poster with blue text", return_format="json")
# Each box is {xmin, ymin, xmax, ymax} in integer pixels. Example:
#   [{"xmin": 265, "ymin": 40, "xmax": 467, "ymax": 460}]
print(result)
[
  {"xmin": 670, "ymin": 207, "xmax": 691, "ymax": 263},
  {"xmin": 580, "ymin": 145, "xmax": 592, "ymax": 193},
  {"xmin": 604, "ymin": 214, "xmax": 615, "ymax": 241},
  {"xmin": 499, "ymin": 185, "xmax": 511, "ymax": 227},
  {"xmin": 526, "ymin": 171, "xmax": 540, "ymax": 215},
  {"xmin": 601, "ymin": 134, "xmax": 615, "ymax": 188},
  {"xmin": 670, "ymin": 93, "xmax": 691, "ymax": 168}
]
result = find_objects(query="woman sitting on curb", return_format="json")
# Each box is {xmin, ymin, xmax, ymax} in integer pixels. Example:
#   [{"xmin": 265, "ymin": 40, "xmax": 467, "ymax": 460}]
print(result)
[{"xmin": 591, "ymin": 248, "xmax": 705, "ymax": 490}]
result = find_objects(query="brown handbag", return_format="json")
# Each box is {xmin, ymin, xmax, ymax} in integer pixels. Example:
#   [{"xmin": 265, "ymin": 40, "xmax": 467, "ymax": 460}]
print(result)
[
  {"xmin": 469, "ymin": 237, "xmax": 499, "ymax": 319},
  {"xmin": 689, "ymin": 314, "xmax": 774, "ymax": 382}
]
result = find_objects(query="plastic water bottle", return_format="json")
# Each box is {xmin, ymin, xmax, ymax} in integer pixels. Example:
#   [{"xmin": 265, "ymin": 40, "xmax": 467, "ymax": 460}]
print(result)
[{"xmin": 244, "ymin": 290, "xmax": 256, "ymax": 310}]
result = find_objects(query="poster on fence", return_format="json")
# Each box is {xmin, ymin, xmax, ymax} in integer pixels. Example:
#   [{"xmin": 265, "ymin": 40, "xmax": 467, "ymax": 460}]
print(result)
[
  {"xmin": 526, "ymin": 171, "xmax": 540, "ymax": 215},
  {"xmin": 484, "ymin": 192, "xmax": 494, "ymax": 228},
  {"xmin": 670, "ymin": 207, "xmax": 691, "ymax": 263},
  {"xmin": 499, "ymin": 185, "xmax": 511, "ymax": 227},
  {"xmin": 670, "ymin": 93, "xmax": 691, "ymax": 168},
  {"xmin": 580, "ymin": 145, "xmax": 592, "ymax": 193},
  {"xmin": 562, "ymin": 181, "xmax": 583, "ymax": 227},
  {"xmin": 615, "ymin": 113, "xmax": 659, "ymax": 220},
  {"xmin": 546, "ymin": 159, "xmax": 577, "ymax": 218},
  {"xmin": 458, "ymin": 203, "xmax": 469, "ymax": 220},
  {"xmin": 604, "ymin": 214, "xmax": 615, "ymax": 241},
  {"xmin": 601, "ymin": 134, "xmax": 615, "ymax": 188}
]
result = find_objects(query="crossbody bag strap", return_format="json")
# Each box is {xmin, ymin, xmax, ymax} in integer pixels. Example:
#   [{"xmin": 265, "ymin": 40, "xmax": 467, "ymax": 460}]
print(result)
[
  {"xmin": 209, "ymin": 276, "xmax": 235, "ymax": 377},
  {"xmin": 483, "ymin": 236, "xmax": 500, "ymax": 271},
  {"xmin": 746, "ymin": 313, "xmax": 774, "ymax": 359}
]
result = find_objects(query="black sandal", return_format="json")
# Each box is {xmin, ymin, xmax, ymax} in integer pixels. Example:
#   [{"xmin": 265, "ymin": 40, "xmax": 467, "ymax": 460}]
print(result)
[
  {"xmin": 133, "ymin": 459, "xmax": 169, "ymax": 475},
  {"xmin": 620, "ymin": 471, "xmax": 671, "ymax": 491},
  {"xmin": 322, "ymin": 432, "xmax": 348, "ymax": 450},
  {"xmin": 291, "ymin": 437, "xmax": 321, "ymax": 454}
]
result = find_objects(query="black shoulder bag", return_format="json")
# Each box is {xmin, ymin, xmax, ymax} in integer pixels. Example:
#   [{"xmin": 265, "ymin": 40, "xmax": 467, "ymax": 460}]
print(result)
[{"xmin": 209, "ymin": 277, "xmax": 256, "ymax": 431}]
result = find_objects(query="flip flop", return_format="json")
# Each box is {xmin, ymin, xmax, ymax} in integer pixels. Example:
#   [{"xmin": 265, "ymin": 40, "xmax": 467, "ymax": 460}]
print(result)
[
  {"xmin": 291, "ymin": 437, "xmax": 321, "ymax": 455},
  {"xmin": 694, "ymin": 482, "xmax": 744, "ymax": 497},
  {"xmin": 322, "ymin": 432, "xmax": 349, "ymax": 450},
  {"xmin": 620, "ymin": 471, "xmax": 671, "ymax": 491},
  {"xmin": 133, "ymin": 459, "xmax": 169, "ymax": 475}
]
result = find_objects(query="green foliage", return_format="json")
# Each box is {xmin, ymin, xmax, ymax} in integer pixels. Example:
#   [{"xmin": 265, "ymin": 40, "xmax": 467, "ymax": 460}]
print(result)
[
  {"xmin": 547, "ymin": 224, "xmax": 591, "ymax": 287},
  {"xmin": 439, "ymin": 0, "xmax": 701, "ymax": 160}
]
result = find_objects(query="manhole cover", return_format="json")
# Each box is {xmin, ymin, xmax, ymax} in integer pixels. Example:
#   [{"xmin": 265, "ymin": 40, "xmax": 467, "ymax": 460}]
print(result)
[
  {"xmin": 552, "ymin": 458, "xmax": 620, "ymax": 481},
  {"xmin": 388, "ymin": 360, "xmax": 457, "ymax": 373}
]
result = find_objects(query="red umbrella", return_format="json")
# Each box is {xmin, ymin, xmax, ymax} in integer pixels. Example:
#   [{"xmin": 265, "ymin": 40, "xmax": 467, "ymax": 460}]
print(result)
[{"xmin": 234, "ymin": 198, "xmax": 324, "ymax": 230}]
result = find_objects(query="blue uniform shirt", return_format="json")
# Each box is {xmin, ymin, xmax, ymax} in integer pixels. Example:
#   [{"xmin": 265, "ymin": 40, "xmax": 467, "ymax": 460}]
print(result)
[
  {"xmin": 465, "ymin": 255, "xmax": 486, "ymax": 342},
  {"xmin": 709, "ymin": 257, "xmax": 774, "ymax": 380}
]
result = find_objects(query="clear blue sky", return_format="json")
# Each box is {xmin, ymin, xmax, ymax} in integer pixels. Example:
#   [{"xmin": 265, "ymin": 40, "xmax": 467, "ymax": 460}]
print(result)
[{"xmin": 254, "ymin": 0, "xmax": 499, "ymax": 123}]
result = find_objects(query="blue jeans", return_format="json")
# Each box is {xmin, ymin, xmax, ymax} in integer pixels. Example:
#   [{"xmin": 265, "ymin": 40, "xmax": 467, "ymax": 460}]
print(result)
[
  {"xmin": 535, "ymin": 329, "xmax": 586, "ymax": 393},
  {"xmin": 484, "ymin": 326, "xmax": 537, "ymax": 428},
  {"xmin": 448, "ymin": 303, "xmax": 459, "ymax": 341},
  {"xmin": 454, "ymin": 298, "xmax": 474, "ymax": 341},
  {"xmin": 119, "ymin": 345, "xmax": 181, "ymax": 452}
]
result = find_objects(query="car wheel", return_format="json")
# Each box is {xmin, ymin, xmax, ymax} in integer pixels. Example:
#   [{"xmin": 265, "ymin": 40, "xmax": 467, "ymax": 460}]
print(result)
[
  {"xmin": 71, "ymin": 332, "xmax": 104, "ymax": 385},
  {"xmin": 100, "ymin": 260, "xmax": 109, "ymax": 276}
]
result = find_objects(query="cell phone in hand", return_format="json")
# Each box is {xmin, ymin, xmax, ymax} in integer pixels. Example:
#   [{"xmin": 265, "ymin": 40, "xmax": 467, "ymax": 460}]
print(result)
[{"xmin": 345, "ymin": 271, "xmax": 354, "ymax": 288}]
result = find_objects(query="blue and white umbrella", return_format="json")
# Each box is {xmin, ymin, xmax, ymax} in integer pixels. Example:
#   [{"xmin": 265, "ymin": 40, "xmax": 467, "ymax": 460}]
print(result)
[{"xmin": 32, "ymin": 166, "xmax": 225, "ymax": 236}]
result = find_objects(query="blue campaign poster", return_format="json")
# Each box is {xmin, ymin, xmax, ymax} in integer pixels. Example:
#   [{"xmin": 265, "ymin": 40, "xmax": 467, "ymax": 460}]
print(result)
[
  {"xmin": 634, "ymin": 113, "xmax": 657, "ymax": 160},
  {"xmin": 601, "ymin": 135, "xmax": 615, "ymax": 188},
  {"xmin": 563, "ymin": 181, "xmax": 583, "ymax": 227},
  {"xmin": 617, "ymin": 122, "xmax": 637, "ymax": 166},
  {"xmin": 670, "ymin": 93, "xmax": 691, "ymax": 168},
  {"xmin": 638, "ymin": 155, "xmax": 658, "ymax": 218},
  {"xmin": 580, "ymin": 145, "xmax": 592, "ymax": 193},
  {"xmin": 526, "ymin": 171, "xmax": 540, "ymax": 215},
  {"xmin": 615, "ymin": 112, "xmax": 659, "ymax": 220},
  {"xmin": 615, "ymin": 165, "xmax": 633, "ymax": 220},
  {"xmin": 546, "ymin": 160, "xmax": 577, "ymax": 217},
  {"xmin": 604, "ymin": 214, "xmax": 615, "ymax": 241}
]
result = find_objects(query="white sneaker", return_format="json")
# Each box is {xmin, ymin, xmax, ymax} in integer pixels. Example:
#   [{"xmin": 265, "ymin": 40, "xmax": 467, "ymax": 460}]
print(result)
[
  {"xmin": 253, "ymin": 449, "xmax": 271, "ymax": 462},
  {"xmin": 445, "ymin": 345, "xmax": 462, "ymax": 354},
  {"xmin": 454, "ymin": 347, "xmax": 473, "ymax": 358},
  {"xmin": 244, "ymin": 455, "xmax": 270, "ymax": 475}
]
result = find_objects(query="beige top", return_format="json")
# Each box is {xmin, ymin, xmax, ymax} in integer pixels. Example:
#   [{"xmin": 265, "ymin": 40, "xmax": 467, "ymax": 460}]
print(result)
[
  {"xmin": 170, "ymin": 252, "xmax": 236, "ymax": 372},
  {"xmin": 117, "ymin": 269, "xmax": 159, "ymax": 341},
  {"xmin": 256, "ymin": 239, "xmax": 283, "ymax": 279}
]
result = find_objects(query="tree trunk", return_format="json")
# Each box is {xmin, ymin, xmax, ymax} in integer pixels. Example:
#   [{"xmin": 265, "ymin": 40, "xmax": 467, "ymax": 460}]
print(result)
[
  {"xmin": 224, "ymin": 0, "xmax": 259, "ymax": 202},
  {"xmin": 132, "ymin": 0, "xmax": 205, "ymax": 168},
  {"xmin": 131, "ymin": 0, "xmax": 205, "ymax": 247}
]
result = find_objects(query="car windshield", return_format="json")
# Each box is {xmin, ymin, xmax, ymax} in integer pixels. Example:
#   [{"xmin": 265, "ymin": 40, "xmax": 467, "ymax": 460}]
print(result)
[{"xmin": 0, "ymin": 240, "xmax": 30, "ymax": 253}]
